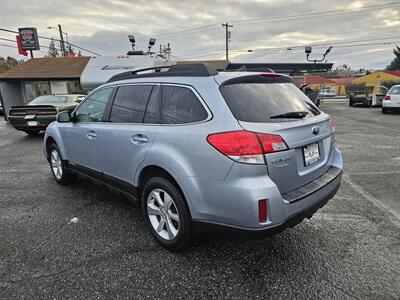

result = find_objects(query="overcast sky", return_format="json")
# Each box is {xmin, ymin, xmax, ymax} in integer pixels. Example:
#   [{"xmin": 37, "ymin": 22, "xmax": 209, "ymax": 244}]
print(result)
[{"xmin": 1, "ymin": 0, "xmax": 400, "ymax": 69}]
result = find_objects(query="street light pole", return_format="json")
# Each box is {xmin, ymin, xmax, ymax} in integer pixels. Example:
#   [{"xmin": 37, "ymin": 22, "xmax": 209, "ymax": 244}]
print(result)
[{"xmin": 58, "ymin": 24, "xmax": 66, "ymax": 57}]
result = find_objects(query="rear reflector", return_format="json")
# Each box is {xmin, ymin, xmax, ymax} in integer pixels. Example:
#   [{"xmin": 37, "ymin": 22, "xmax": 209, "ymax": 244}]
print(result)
[
  {"xmin": 207, "ymin": 130, "xmax": 288, "ymax": 164},
  {"xmin": 384, "ymin": 95, "xmax": 391, "ymax": 100},
  {"xmin": 258, "ymin": 199, "xmax": 267, "ymax": 223}
]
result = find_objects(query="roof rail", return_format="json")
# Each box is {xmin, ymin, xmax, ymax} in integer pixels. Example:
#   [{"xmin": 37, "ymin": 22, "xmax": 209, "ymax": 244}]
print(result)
[{"xmin": 106, "ymin": 63, "xmax": 219, "ymax": 83}]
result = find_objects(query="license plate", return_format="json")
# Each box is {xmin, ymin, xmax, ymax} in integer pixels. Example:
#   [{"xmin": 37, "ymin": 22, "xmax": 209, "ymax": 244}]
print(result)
[
  {"xmin": 27, "ymin": 121, "xmax": 38, "ymax": 127},
  {"xmin": 303, "ymin": 143, "xmax": 320, "ymax": 166}
]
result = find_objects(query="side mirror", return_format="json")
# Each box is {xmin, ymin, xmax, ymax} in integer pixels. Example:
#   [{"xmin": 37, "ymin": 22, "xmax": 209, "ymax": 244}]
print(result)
[{"xmin": 57, "ymin": 111, "xmax": 71, "ymax": 123}]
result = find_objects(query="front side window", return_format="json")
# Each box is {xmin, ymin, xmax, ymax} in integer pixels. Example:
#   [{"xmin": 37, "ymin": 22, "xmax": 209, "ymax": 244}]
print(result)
[
  {"xmin": 110, "ymin": 85, "xmax": 153, "ymax": 123},
  {"xmin": 74, "ymin": 87, "xmax": 113, "ymax": 122},
  {"xmin": 161, "ymin": 86, "xmax": 208, "ymax": 124}
]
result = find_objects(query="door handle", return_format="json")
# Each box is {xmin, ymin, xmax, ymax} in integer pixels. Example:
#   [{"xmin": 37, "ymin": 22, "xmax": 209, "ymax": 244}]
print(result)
[
  {"xmin": 86, "ymin": 130, "xmax": 97, "ymax": 140},
  {"xmin": 131, "ymin": 134, "xmax": 148, "ymax": 144}
]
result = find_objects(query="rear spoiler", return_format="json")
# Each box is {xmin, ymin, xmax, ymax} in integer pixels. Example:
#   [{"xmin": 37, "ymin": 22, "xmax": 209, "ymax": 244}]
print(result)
[
  {"xmin": 10, "ymin": 105, "xmax": 56, "ymax": 110},
  {"xmin": 219, "ymin": 73, "xmax": 292, "ymax": 86}
]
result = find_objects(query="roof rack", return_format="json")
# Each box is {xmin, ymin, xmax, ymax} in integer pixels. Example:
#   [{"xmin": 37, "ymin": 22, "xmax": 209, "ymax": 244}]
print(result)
[{"xmin": 106, "ymin": 63, "xmax": 219, "ymax": 83}]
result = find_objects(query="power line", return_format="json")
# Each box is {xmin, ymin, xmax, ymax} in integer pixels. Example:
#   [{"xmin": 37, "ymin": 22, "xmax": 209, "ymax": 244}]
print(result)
[
  {"xmin": 0, "ymin": 28, "xmax": 101, "ymax": 56},
  {"xmin": 155, "ymin": 23, "xmax": 219, "ymax": 37},
  {"xmin": 152, "ymin": 1, "xmax": 400, "ymax": 38},
  {"xmin": 0, "ymin": 37, "xmax": 53, "ymax": 50},
  {"xmin": 229, "ymin": 1, "xmax": 400, "ymax": 25},
  {"xmin": 0, "ymin": 43, "xmax": 48, "ymax": 54},
  {"xmin": 238, "ymin": 35, "xmax": 400, "ymax": 52}
]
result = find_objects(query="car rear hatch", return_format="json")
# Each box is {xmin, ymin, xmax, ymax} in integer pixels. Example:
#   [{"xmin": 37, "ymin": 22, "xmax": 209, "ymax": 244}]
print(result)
[
  {"xmin": 218, "ymin": 73, "xmax": 335, "ymax": 194},
  {"xmin": 387, "ymin": 86, "xmax": 400, "ymax": 104}
]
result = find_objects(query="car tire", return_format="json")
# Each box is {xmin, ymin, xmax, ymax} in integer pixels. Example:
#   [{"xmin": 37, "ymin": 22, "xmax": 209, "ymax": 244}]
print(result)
[
  {"xmin": 382, "ymin": 107, "xmax": 388, "ymax": 114},
  {"xmin": 24, "ymin": 130, "xmax": 40, "ymax": 135},
  {"xmin": 349, "ymin": 98, "xmax": 354, "ymax": 107},
  {"xmin": 48, "ymin": 143, "xmax": 76, "ymax": 185},
  {"xmin": 141, "ymin": 176, "xmax": 192, "ymax": 251}
]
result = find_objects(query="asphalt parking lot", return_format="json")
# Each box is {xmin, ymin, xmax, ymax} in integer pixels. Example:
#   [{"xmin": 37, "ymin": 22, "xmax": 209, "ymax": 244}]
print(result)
[{"xmin": 1, "ymin": 103, "xmax": 399, "ymax": 299}]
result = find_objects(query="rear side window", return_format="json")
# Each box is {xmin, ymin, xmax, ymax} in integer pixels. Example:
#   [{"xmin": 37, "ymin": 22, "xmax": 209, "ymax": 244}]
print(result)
[
  {"xmin": 144, "ymin": 85, "xmax": 161, "ymax": 124},
  {"xmin": 161, "ymin": 86, "xmax": 208, "ymax": 124},
  {"xmin": 220, "ymin": 83, "xmax": 320, "ymax": 123},
  {"xmin": 110, "ymin": 85, "xmax": 153, "ymax": 123}
]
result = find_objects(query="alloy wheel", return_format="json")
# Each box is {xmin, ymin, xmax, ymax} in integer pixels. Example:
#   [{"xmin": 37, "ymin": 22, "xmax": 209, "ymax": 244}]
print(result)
[
  {"xmin": 50, "ymin": 149, "xmax": 63, "ymax": 180},
  {"xmin": 147, "ymin": 188, "xmax": 180, "ymax": 240}
]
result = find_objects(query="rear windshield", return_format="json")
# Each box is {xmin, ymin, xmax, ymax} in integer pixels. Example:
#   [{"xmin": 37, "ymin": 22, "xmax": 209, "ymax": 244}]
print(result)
[
  {"xmin": 220, "ymin": 83, "xmax": 321, "ymax": 123},
  {"xmin": 389, "ymin": 86, "xmax": 400, "ymax": 94},
  {"xmin": 29, "ymin": 95, "xmax": 68, "ymax": 104}
]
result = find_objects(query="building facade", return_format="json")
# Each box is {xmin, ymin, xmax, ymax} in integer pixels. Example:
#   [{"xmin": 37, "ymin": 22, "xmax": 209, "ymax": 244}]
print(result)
[{"xmin": 0, "ymin": 57, "xmax": 90, "ymax": 120}]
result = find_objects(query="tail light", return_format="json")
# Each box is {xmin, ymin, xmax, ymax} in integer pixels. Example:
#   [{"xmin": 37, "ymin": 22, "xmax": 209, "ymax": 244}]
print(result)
[
  {"xmin": 36, "ymin": 110, "xmax": 57, "ymax": 115},
  {"xmin": 384, "ymin": 95, "xmax": 391, "ymax": 100},
  {"xmin": 207, "ymin": 130, "xmax": 288, "ymax": 164},
  {"xmin": 258, "ymin": 199, "xmax": 267, "ymax": 223},
  {"xmin": 9, "ymin": 111, "xmax": 26, "ymax": 116}
]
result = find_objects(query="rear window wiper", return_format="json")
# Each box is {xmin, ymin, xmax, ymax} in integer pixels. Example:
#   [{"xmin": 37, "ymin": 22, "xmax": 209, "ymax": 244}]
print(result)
[{"xmin": 270, "ymin": 111, "xmax": 309, "ymax": 119}]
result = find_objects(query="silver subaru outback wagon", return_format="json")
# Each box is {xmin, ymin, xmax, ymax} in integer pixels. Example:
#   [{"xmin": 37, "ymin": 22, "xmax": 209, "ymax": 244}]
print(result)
[{"xmin": 44, "ymin": 64, "xmax": 342, "ymax": 250}]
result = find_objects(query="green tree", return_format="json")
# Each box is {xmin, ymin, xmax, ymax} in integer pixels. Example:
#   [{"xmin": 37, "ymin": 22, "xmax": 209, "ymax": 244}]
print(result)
[
  {"xmin": 0, "ymin": 55, "xmax": 20, "ymax": 73},
  {"xmin": 47, "ymin": 39, "xmax": 59, "ymax": 57},
  {"xmin": 386, "ymin": 45, "xmax": 400, "ymax": 71}
]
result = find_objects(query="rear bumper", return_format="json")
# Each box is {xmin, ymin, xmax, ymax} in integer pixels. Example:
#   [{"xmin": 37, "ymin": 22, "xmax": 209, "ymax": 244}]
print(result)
[
  {"xmin": 193, "ymin": 172, "xmax": 342, "ymax": 237},
  {"xmin": 382, "ymin": 101, "xmax": 400, "ymax": 109},
  {"xmin": 11, "ymin": 124, "xmax": 49, "ymax": 131},
  {"xmin": 193, "ymin": 176, "xmax": 341, "ymax": 237},
  {"xmin": 8, "ymin": 116, "xmax": 55, "ymax": 132},
  {"xmin": 185, "ymin": 147, "xmax": 343, "ymax": 235}
]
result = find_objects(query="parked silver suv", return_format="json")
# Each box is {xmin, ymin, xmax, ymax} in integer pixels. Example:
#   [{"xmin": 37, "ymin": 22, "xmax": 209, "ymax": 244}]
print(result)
[{"xmin": 44, "ymin": 64, "xmax": 342, "ymax": 250}]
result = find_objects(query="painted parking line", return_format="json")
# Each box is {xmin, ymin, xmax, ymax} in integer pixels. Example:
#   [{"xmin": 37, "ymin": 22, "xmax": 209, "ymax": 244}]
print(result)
[{"xmin": 343, "ymin": 174, "xmax": 400, "ymax": 228}]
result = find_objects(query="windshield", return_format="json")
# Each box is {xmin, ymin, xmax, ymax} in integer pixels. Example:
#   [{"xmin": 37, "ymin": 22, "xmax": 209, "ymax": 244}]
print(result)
[
  {"xmin": 220, "ymin": 83, "xmax": 321, "ymax": 123},
  {"xmin": 29, "ymin": 95, "xmax": 69, "ymax": 105}
]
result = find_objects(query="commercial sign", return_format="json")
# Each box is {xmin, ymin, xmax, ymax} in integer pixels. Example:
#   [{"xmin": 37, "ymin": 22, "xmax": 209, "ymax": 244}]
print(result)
[
  {"xmin": 16, "ymin": 35, "xmax": 28, "ymax": 56},
  {"xmin": 18, "ymin": 27, "xmax": 40, "ymax": 50}
]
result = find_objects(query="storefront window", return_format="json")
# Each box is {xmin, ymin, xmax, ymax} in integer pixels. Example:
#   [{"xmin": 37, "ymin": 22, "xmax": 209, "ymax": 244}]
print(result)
[
  {"xmin": 34, "ymin": 82, "xmax": 51, "ymax": 97},
  {"xmin": 22, "ymin": 81, "xmax": 52, "ymax": 103},
  {"xmin": 66, "ymin": 80, "xmax": 84, "ymax": 94},
  {"xmin": 23, "ymin": 83, "xmax": 35, "ymax": 103}
]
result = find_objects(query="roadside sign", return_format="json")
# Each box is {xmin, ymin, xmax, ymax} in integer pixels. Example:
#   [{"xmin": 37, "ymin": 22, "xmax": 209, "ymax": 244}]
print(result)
[
  {"xmin": 16, "ymin": 35, "xmax": 28, "ymax": 56},
  {"xmin": 18, "ymin": 27, "xmax": 40, "ymax": 51}
]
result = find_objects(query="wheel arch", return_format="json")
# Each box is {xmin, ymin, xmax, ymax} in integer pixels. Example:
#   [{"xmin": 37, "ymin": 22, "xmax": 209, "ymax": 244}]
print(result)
[
  {"xmin": 44, "ymin": 129, "xmax": 67, "ymax": 162},
  {"xmin": 137, "ymin": 164, "xmax": 196, "ymax": 213},
  {"xmin": 45, "ymin": 137, "xmax": 56, "ymax": 158},
  {"xmin": 138, "ymin": 165, "xmax": 182, "ymax": 197}
]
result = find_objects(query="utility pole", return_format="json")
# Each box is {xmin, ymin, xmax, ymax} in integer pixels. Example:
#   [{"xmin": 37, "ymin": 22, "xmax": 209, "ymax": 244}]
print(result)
[
  {"xmin": 221, "ymin": 22, "xmax": 233, "ymax": 61},
  {"xmin": 58, "ymin": 24, "xmax": 66, "ymax": 57}
]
